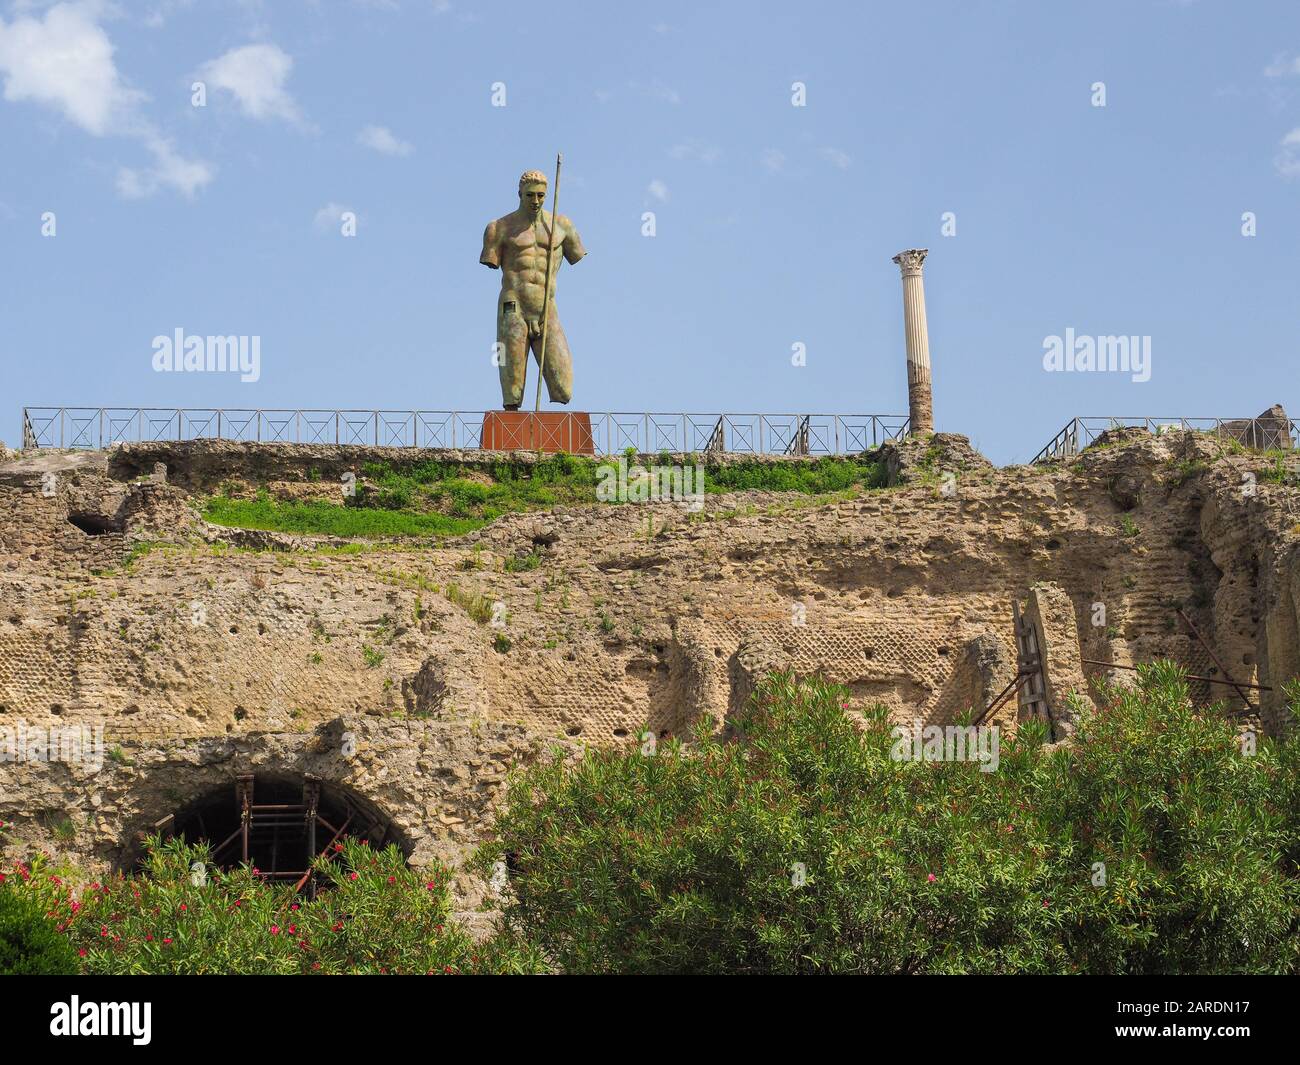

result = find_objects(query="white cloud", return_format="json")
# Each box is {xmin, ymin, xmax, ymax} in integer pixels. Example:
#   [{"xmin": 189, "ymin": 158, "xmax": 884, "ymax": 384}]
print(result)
[
  {"xmin": 1276, "ymin": 127, "xmax": 1300, "ymax": 178},
  {"xmin": 118, "ymin": 133, "xmax": 214, "ymax": 199},
  {"xmin": 143, "ymin": 1, "xmax": 195, "ymax": 29},
  {"xmin": 314, "ymin": 201, "xmax": 354, "ymax": 231},
  {"xmin": 647, "ymin": 179, "xmax": 669, "ymax": 202},
  {"xmin": 0, "ymin": 2, "xmax": 143, "ymax": 136},
  {"xmin": 358, "ymin": 124, "xmax": 413, "ymax": 156},
  {"xmin": 761, "ymin": 148, "xmax": 785, "ymax": 173},
  {"xmin": 1264, "ymin": 54, "xmax": 1300, "ymax": 78},
  {"xmin": 669, "ymin": 142, "xmax": 721, "ymax": 164},
  {"xmin": 0, "ymin": 2, "xmax": 210, "ymax": 198},
  {"xmin": 820, "ymin": 146, "xmax": 851, "ymax": 170},
  {"xmin": 200, "ymin": 43, "xmax": 301, "ymax": 123}
]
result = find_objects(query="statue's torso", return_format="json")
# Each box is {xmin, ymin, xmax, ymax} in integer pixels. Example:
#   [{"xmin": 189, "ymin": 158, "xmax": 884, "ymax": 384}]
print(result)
[{"xmin": 495, "ymin": 211, "xmax": 567, "ymax": 312}]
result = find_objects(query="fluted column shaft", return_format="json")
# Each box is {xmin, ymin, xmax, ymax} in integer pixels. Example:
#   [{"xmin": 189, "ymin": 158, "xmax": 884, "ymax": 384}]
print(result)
[{"xmin": 892, "ymin": 248, "xmax": 933, "ymax": 435}]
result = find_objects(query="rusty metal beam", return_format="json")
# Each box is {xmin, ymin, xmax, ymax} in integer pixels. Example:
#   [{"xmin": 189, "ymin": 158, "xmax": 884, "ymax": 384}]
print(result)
[
  {"xmin": 1176, "ymin": 609, "xmax": 1257, "ymax": 713},
  {"xmin": 1081, "ymin": 658, "xmax": 1272, "ymax": 692}
]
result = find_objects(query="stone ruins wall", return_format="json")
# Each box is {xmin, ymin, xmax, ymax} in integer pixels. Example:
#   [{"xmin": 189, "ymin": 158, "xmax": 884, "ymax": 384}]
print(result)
[{"xmin": 1, "ymin": 431, "xmax": 1298, "ymax": 886}]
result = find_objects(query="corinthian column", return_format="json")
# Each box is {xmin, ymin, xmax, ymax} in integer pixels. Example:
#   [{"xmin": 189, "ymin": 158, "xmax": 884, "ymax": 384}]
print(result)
[{"xmin": 892, "ymin": 248, "xmax": 933, "ymax": 435}]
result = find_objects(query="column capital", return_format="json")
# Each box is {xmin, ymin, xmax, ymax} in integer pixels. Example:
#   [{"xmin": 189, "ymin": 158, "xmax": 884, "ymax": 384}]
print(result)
[{"xmin": 892, "ymin": 248, "xmax": 928, "ymax": 277}]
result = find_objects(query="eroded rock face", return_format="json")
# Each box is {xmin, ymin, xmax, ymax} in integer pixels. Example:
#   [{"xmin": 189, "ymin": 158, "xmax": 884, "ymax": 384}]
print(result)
[
  {"xmin": 2, "ymin": 431, "xmax": 1298, "ymax": 880},
  {"xmin": 1023, "ymin": 581, "xmax": 1095, "ymax": 739},
  {"xmin": 875, "ymin": 432, "xmax": 994, "ymax": 487}
]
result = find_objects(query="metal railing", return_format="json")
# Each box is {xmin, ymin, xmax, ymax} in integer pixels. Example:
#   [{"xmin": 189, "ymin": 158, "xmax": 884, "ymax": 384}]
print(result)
[
  {"xmin": 1033, "ymin": 416, "xmax": 1299, "ymax": 464},
  {"xmin": 19, "ymin": 408, "xmax": 910, "ymax": 456}
]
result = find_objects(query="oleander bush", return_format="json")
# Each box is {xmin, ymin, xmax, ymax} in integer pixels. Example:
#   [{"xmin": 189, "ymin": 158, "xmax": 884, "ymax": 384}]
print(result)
[
  {"xmin": 476, "ymin": 664, "xmax": 1300, "ymax": 974},
  {"xmin": 6, "ymin": 666, "xmax": 1297, "ymax": 974},
  {"xmin": 0, "ymin": 836, "xmax": 543, "ymax": 975},
  {"xmin": 0, "ymin": 872, "xmax": 80, "ymax": 975}
]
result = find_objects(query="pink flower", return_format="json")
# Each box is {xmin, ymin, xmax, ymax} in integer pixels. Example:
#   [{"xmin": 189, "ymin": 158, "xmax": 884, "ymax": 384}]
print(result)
[
  {"xmin": 387, "ymin": 876, "xmax": 396, "ymax": 884},
  {"xmin": 146, "ymin": 934, "xmax": 153, "ymax": 941},
  {"xmin": 270, "ymin": 925, "xmax": 281, "ymax": 935},
  {"xmin": 70, "ymin": 901, "xmax": 80, "ymax": 913},
  {"xmin": 288, "ymin": 924, "xmax": 297, "ymax": 935},
  {"xmin": 926, "ymin": 874, "xmax": 936, "ymax": 883},
  {"xmin": 425, "ymin": 881, "xmax": 436, "ymax": 891},
  {"xmin": 100, "ymin": 926, "xmax": 108, "ymax": 936},
  {"xmin": 290, "ymin": 903, "xmax": 300, "ymax": 911},
  {"xmin": 179, "ymin": 903, "xmax": 187, "ymax": 912},
  {"xmin": 349, "ymin": 872, "xmax": 359, "ymax": 881},
  {"xmin": 78, "ymin": 949, "xmax": 87, "ymax": 957},
  {"xmin": 162, "ymin": 938, "xmax": 172, "ymax": 945}
]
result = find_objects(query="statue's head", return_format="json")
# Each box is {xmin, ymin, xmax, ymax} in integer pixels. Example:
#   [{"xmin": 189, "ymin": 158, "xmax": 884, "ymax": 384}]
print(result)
[{"xmin": 518, "ymin": 170, "xmax": 547, "ymax": 216}]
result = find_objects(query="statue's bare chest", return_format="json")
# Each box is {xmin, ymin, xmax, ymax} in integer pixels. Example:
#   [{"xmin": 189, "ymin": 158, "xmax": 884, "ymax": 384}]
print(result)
[{"xmin": 505, "ymin": 220, "xmax": 563, "ymax": 257}]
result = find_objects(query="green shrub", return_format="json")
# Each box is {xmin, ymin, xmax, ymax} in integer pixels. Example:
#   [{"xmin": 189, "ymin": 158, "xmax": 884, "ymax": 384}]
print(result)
[
  {"xmin": 0, "ymin": 873, "xmax": 80, "ymax": 975},
  {"xmin": 3, "ymin": 838, "xmax": 542, "ymax": 975},
  {"xmin": 476, "ymin": 666, "xmax": 1300, "ymax": 974}
]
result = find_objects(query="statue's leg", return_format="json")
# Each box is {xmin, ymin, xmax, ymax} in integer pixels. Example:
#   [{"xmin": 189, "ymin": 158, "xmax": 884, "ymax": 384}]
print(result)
[
  {"xmin": 535, "ymin": 309, "xmax": 573, "ymax": 404},
  {"xmin": 498, "ymin": 300, "xmax": 529, "ymax": 409}
]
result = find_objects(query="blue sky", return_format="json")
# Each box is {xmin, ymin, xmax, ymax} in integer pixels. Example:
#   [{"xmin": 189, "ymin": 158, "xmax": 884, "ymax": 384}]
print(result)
[{"xmin": 1, "ymin": 0, "xmax": 1298, "ymax": 463}]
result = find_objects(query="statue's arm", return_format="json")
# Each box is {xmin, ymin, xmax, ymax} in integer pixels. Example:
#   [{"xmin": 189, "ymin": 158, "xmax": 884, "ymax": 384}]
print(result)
[
  {"xmin": 479, "ymin": 220, "xmax": 501, "ymax": 269},
  {"xmin": 560, "ymin": 215, "xmax": 586, "ymax": 265}
]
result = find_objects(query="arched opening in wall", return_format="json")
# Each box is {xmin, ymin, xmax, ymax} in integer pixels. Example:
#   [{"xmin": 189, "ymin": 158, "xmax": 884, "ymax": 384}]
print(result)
[
  {"xmin": 66, "ymin": 511, "xmax": 120, "ymax": 535},
  {"xmin": 135, "ymin": 773, "xmax": 406, "ymax": 897}
]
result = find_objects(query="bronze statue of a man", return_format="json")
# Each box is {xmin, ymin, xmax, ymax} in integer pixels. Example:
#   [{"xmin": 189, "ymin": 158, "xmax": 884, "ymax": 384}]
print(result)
[{"xmin": 480, "ymin": 169, "xmax": 587, "ymax": 410}]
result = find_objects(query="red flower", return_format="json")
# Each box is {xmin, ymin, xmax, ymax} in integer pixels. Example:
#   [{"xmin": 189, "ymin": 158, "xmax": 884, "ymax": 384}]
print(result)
[
  {"xmin": 288, "ymin": 924, "xmax": 297, "ymax": 934},
  {"xmin": 70, "ymin": 900, "xmax": 80, "ymax": 913},
  {"xmin": 332, "ymin": 922, "xmax": 344, "ymax": 932},
  {"xmin": 425, "ymin": 881, "xmax": 436, "ymax": 891},
  {"xmin": 100, "ymin": 926, "xmax": 108, "ymax": 936},
  {"xmin": 179, "ymin": 903, "xmax": 187, "ymax": 912},
  {"xmin": 387, "ymin": 876, "xmax": 396, "ymax": 884},
  {"xmin": 162, "ymin": 938, "xmax": 172, "ymax": 945},
  {"xmin": 349, "ymin": 872, "xmax": 358, "ymax": 881},
  {"xmin": 927, "ymin": 873, "xmax": 936, "ymax": 883},
  {"xmin": 270, "ymin": 925, "xmax": 281, "ymax": 935},
  {"xmin": 290, "ymin": 903, "xmax": 300, "ymax": 911},
  {"xmin": 0, "ymin": 875, "xmax": 6, "ymax": 883},
  {"xmin": 146, "ymin": 934, "xmax": 153, "ymax": 941},
  {"xmin": 78, "ymin": 949, "xmax": 87, "ymax": 957},
  {"xmin": 311, "ymin": 962, "xmax": 321, "ymax": 970},
  {"xmin": 333, "ymin": 842, "xmax": 343, "ymax": 852}
]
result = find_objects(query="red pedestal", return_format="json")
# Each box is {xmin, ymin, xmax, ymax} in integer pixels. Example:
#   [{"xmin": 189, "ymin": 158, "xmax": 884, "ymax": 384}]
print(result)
[{"xmin": 479, "ymin": 411, "xmax": 596, "ymax": 454}]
